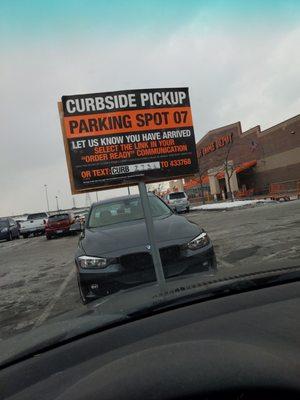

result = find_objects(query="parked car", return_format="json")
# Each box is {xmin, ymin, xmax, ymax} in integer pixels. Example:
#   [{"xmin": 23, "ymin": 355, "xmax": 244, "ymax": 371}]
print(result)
[
  {"xmin": 19, "ymin": 212, "xmax": 48, "ymax": 238},
  {"xmin": 75, "ymin": 194, "xmax": 216, "ymax": 303},
  {"xmin": 46, "ymin": 212, "xmax": 82, "ymax": 239},
  {"xmin": 164, "ymin": 191, "xmax": 190, "ymax": 213},
  {"xmin": 0, "ymin": 218, "xmax": 20, "ymax": 241}
]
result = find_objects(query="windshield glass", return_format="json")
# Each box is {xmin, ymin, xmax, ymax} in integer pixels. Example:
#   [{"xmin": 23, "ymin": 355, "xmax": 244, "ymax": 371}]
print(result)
[
  {"xmin": 88, "ymin": 196, "xmax": 171, "ymax": 228},
  {"xmin": 0, "ymin": 220, "xmax": 8, "ymax": 228},
  {"xmin": 1, "ymin": 0, "xmax": 300, "ymax": 353},
  {"xmin": 48, "ymin": 214, "xmax": 69, "ymax": 222},
  {"xmin": 27, "ymin": 213, "xmax": 47, "ymax": 220},
  {"xmin": 169, "ymin": 192, "xmax": 186, "ymax": 199}
]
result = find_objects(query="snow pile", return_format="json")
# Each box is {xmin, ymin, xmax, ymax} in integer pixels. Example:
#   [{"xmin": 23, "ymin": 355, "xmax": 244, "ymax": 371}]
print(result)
[{"xmin": 191, "ymin": 200, "xmax": 270, "ymax": 211}]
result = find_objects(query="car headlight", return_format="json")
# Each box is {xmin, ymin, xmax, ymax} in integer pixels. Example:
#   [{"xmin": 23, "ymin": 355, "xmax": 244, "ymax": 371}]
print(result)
[
  {"xmin": 187, "ymin": 232, "xmax": 210, "ymax": 250},
  {"xmin": 1, "ymin": 227, "xmax": 8, "ymax": 233},
  {"xmin": 78, "ymin": 255, "xmax": 110, "ymax": 269}
]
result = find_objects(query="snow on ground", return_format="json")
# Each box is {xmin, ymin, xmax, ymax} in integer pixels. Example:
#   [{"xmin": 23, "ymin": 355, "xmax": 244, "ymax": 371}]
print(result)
[{"xmin": 191, "ymin": 199, "xmax": 273, "ymax": 211}]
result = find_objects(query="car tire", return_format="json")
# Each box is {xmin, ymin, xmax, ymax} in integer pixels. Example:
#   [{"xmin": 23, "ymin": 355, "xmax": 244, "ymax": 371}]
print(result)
[
  {"xmin": 22, "ymin": 233, "xmax": 29, "ymax": 239},
  {"xmin": 46, "ymin": 234, "xmax": 52, "ymax": 240},
  {"xmin": 186, "ymin": 207, "xmax": 190, "ymax": 213},
  {"xmin": 7, "ymin": 231, "xmax": 13, "ymax": 241}
]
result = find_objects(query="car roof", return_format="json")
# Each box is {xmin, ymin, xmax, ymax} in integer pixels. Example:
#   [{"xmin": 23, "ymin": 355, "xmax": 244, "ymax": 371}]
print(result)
[{"xmin": 92, "ymin": 193, "xmax": 154, "ymax": 206}]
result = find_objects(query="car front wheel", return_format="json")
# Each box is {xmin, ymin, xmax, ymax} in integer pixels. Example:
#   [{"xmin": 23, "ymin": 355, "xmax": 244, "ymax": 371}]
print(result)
[{"xmin": 7, "ymin": 231, "xmax": 13, "ymax": 241}]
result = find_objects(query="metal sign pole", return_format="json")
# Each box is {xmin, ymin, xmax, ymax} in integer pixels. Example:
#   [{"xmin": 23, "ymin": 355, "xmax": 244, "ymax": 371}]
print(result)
[{"xmin": 138, "ymin": 181, "xmax": 166, "ymax": 293}]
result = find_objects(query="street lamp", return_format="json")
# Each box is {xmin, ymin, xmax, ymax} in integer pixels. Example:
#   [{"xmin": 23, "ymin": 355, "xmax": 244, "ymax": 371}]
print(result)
[
  {"xmin": 44, "ymin": 184, "xmax": 50, "ymax": 212},
  {"xmin": 127, "ymin": 186, "xmax": 131, "ymax": 195},
  {"xmin": 55, "ymin": 195, "xmax": 59, "ymax": 211}
]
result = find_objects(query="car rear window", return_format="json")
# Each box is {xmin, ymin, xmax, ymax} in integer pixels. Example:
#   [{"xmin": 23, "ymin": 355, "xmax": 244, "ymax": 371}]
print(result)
[
  {"xmin": 169, "ymin": 192, "xmax": 186, "ymax": 199},
  {"xmin": 27, "ymin": 213, "xmax": 48, "ymax": 220},
  {"xmin": 48, "ymin": 214, "xmax": 69, "ymax": 222}
]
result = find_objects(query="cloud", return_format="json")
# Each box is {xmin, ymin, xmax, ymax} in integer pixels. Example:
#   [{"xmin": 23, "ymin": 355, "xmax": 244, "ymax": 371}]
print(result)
[{"xmin": 1, "ymin": 18, "xmax": 300, "ymax": 215}]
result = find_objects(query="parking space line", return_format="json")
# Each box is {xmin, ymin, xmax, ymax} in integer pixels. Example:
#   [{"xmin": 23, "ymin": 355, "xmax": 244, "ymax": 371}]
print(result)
[{"xmin": 33, "ymin": 262, "xmax": 75, "ymax": 328}]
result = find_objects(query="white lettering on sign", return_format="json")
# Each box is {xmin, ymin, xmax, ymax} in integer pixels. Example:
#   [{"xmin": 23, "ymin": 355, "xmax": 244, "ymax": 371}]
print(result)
[
  {"xmin": 140, "ymin": 91, "xmax": 186, "ymax": 107},
  {"xmin": 65, "ymin": 94, "xmax": 137, "ymax": 114},
  {"xmin": 111, "ymin": 162, "xmax": 160, "ymax": 175}
]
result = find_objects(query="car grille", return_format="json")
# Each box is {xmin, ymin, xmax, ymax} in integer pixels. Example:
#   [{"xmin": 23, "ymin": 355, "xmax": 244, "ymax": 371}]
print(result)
[{"xmin": 120, "ymin": 246, "xmax": 180, "ymax": 271}]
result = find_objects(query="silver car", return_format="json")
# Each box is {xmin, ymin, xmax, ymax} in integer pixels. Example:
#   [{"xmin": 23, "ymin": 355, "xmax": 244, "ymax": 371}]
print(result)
[{"xmin": 164, "ymin": 191, "xmax": 190, "ymax": 213}]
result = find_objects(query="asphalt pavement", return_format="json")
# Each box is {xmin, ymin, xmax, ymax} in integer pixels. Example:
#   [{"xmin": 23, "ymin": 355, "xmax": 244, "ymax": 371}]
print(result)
[{"xmin": 0, "ymin": 200, "xmax": 299, "ymax": 340}]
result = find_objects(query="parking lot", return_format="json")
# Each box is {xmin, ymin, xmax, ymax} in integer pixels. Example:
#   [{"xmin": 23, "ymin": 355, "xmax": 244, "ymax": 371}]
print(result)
[{"xmin": 1, "ymin": 200, "xmax": 300, "ymax": 340}]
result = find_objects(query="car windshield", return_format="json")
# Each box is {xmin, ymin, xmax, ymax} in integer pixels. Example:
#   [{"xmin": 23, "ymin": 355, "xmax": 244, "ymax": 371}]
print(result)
[
  {"xmin": 0, "ymin": 220, "xmax": 8, "ymax": 228},
  {"xmin": 1, "ymin": 1, "xmax": 300, "ymax": 358},
  {"xmin": 48, "ymin": 214, "xmax": 69, "ymax": 222},
  {"xmin": 88, "ymin": 196, "xmax": 171, "ymax": 228},
  {"xmin": 169, "ymin": 192, "xmax": 186, "ymax": 199},
  {"xmin": 27, "ymin": 213, "xmax": 47, "ymax": 220}
]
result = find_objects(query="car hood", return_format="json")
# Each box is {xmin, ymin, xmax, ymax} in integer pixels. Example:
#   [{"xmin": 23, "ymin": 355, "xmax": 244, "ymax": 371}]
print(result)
[{"xmin": 81, "ymin": 214, "xmax": 200, "ymax": 256}]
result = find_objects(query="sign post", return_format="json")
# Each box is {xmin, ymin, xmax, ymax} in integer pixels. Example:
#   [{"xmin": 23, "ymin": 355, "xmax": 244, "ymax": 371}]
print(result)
[
  {"xmin": 138, "ymin": 181, "xmax": 166, "ymax": 292},
  {"xmin": 59, "ymin": 87, "xmax": 198, "ymax": 294}
]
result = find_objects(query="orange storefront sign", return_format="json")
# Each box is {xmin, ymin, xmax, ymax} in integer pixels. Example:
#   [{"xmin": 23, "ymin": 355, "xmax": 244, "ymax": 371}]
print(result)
[{"xmin": 199, "ymin": 133, "xmax": 233, "ymax": 157}]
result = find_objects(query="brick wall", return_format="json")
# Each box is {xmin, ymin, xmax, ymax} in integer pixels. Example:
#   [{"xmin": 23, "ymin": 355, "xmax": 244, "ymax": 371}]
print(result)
[{"xmin": 189, "ymin": 114, "xmax": 300, "ymax": 191}]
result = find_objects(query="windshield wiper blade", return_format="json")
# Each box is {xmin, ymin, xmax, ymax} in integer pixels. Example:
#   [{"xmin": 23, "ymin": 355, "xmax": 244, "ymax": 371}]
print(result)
[{"xmin": 127, "ymin": 266, "xmax": 300, "ymax": 319}]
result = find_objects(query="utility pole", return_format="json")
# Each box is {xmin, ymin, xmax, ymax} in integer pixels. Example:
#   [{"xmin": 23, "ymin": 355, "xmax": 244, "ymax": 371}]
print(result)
[
  {"xmin": 44, "ymin": 184, "xmax": 50, "ymax": 211},
  {"xmin": 85, "ymin": 193, "xmax": 92, "ymax": 207}
]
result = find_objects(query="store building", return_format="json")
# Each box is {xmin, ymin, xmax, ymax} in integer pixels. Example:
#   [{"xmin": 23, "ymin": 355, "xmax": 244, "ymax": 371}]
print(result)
[{"xmin": 184, "ymin": 114, "xmax": 300, "ymax": 201}]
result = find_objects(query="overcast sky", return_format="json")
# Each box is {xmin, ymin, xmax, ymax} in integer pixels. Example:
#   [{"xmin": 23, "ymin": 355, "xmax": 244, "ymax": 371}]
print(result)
[{"xmin": 1, "ymin": 0, "xmax": 300, "ymax": 216}]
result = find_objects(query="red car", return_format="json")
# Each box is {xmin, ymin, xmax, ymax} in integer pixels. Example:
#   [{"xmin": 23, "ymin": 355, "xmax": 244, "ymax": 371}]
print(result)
[{"xmin": 45, "ymin": 213, "xmax": 81, "ymax": 240}]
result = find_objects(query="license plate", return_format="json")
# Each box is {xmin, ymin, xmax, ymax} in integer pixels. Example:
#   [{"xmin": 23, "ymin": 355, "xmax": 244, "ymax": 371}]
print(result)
[{"xmin": 56, "ymin": 230, "xmax": 63, "ymax": 234}]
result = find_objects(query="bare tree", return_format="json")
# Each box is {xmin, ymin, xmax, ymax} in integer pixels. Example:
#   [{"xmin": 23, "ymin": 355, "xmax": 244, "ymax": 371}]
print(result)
[
  {"xmin": 197, "ymin": 163, "xmax": 209, "ymax": 204},
  {"xmin": 222, "ymin": 140, "xmax": 235, "ymax": 202}
]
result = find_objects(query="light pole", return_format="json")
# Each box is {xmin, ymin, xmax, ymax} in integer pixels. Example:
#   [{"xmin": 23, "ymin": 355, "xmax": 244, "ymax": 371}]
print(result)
[
  {"xmin": 55, "ymin": 195, "xmax": 59, "ymax": 211},
  {"xmin": 96, "ymin": 192, "xmax": 99, "ymax": 202},
  {"xmin": 127, "ymin": 186, "xmax": 131, "ymax": 195},
  {"xmin": 44, "ymin": 184, "xmax": 50, "ymax": 212}
]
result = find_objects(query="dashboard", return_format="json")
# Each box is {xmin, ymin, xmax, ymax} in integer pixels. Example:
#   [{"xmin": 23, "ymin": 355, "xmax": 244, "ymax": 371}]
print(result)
[{"xmin": 1, "ymin": 281, "xmax": 299, "ymax": 399}]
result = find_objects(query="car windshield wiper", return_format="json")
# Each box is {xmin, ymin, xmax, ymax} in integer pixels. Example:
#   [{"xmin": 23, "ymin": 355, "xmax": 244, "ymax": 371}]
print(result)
[{"xmin": 127, "ymin": 265, "xmax": 300, "ymax": 319}]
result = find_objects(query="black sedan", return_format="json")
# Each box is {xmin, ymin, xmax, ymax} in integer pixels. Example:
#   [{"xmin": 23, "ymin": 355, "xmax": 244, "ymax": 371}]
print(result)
[
  {"xmin": 75, "ymin": 194, "xmax": 216, "ymax": 303},
  {"xmin": 0, "ymin": 218, "xmax": 20, "ymax": 241}
]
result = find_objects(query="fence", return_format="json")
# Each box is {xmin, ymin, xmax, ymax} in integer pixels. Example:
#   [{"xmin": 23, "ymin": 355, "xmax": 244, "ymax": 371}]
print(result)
[{"xmin": 269, "ymin": 180, "xmax": 300, "ymax": 200}]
